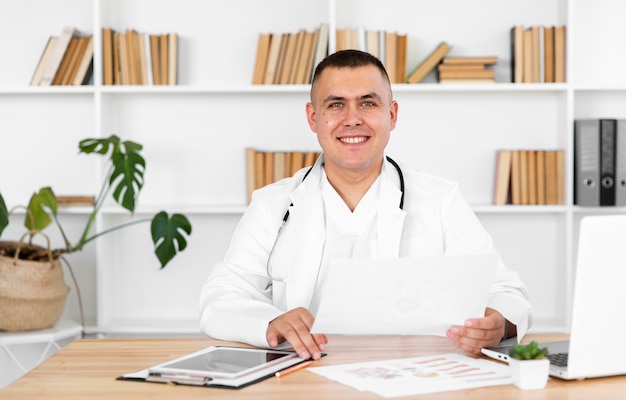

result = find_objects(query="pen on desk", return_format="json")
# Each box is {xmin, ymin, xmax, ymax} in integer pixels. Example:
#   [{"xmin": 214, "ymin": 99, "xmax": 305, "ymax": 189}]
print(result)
[{"xmin": 275, "ymin": 360, "xmax": 314, "ymax": 378}]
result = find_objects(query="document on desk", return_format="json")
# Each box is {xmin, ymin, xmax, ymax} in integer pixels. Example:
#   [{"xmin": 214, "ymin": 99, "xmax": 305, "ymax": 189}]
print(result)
[
  {"xmin": 310, "ymin": 254, "xmax": 498, "ymax": 336},
  {"xmin": 309, "ymin": 353, "xmax": 512, "ymax": 398}
]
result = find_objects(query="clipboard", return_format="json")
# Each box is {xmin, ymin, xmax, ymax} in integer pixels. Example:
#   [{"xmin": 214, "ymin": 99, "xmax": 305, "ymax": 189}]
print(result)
[{"xmin": 117, "ymin": 345, "xmax": 324, "ymax": 389}]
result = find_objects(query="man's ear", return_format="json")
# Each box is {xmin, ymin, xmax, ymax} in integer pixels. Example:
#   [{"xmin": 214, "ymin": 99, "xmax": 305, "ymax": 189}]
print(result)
[{"xmin": 305, "ymin": 102, "xmax": 317, "ymax": 132}]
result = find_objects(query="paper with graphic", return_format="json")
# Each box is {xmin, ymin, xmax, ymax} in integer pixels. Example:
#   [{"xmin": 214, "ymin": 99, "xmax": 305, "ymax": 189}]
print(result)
[{"xmin": 309, "ymin": 353, "xmax": 512, "ymax": 397}]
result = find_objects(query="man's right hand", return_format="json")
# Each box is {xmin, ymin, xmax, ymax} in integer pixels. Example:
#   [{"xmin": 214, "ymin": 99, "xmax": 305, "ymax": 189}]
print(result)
[{"xmin": 266, "ymin": 307, "xmax": 328, "ymax": 360}]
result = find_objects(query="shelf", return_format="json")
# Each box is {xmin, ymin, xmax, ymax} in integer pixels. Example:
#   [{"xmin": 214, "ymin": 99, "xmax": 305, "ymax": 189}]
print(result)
[{"xmin": 4, "ymin": 0, "xmax": 625, "ymax": 339}]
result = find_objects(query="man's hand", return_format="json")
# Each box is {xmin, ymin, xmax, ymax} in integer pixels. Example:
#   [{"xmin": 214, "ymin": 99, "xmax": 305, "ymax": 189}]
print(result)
[
  {"xmin": 266, "ymin": 307, "xmax": 328, "ymax": 360},
  {"xmin": 446, "ymin": 308, "xmax": 508, "ymax": 355}
]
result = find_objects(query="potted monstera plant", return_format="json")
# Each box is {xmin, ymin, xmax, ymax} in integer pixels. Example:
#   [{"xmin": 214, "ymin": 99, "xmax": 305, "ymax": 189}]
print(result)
[
  {"xmin": 508, "ymin": 341, "xmax": 550, "ymax": 390},
  {"xmin": 0, "ymin": 135, "xmax": 192, "ymax": 331}
]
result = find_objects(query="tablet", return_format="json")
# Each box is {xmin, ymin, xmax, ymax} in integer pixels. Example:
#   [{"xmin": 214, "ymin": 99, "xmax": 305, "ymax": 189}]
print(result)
[{"xmin": 147, "ymin": 346, "xmax": 300, "ymax": 380}]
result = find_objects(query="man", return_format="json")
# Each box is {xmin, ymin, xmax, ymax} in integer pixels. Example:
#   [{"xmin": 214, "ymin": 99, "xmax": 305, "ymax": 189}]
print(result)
[{"xmin": 200, "ymin": 50, "xmax": 532, "ymax": 360}]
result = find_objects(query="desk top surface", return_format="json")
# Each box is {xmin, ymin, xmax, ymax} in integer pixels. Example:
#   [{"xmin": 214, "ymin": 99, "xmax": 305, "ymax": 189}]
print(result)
[{"xmin": 2, "ymin": 333, "xmax": 625, "ymax": 400}]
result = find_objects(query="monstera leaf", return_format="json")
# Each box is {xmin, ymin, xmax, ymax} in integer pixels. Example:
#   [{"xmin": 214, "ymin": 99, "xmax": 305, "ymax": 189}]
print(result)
[
  {"xmin": 151, "ymin": 211, "xmax": 193, "ymax": 268},
  {"xmin": 79, "ymin": 135, "xmax": 145, "ymax": 213}
]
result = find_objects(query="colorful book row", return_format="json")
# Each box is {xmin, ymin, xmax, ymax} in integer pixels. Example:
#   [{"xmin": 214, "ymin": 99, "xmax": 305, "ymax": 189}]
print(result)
[
  {"xmin": 252, "ymin": 24, "xmax": 328, "ymax": 85},
  {"xmin": 494, "ymin": 149, "xmax": 565, "ymax": 206},
  {"xmin": 102, "ymin": 28, "xmax": 178, "ymax": 86},
  {"xmin": 246, "ymin": 149, "xmax": 321, "ymax": 202},
  {"xmin": 511, "ymin": 25, "xmax": 566, "ymax": 83},
  {"xmin": 30, "ymin": 26, "xmax": 94, "ymax": 86}
]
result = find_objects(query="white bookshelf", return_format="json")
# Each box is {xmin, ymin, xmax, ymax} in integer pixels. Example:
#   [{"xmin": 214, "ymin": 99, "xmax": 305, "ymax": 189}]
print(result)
[{"xmin": 2, "ymin": 0, "xmax": 625, "ymax": 337}]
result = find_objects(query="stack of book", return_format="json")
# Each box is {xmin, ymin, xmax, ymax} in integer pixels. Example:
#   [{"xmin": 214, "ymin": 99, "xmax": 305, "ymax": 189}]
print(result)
[
  {"xmin": 493, "ymin": 149, "xmax": 564, "ymax": 206},
  {"xmin": 30, "ymin": 26, "xmax": 94, "ymax": 86},
  {"xmin": 510, "ymin": 25, "xmax": 566, "ymax": 83},
  {"xmin": 101, "ymin": 28, "xmax": 178, "ymax": 85},
  {"xmin": 335, "ymin": 27, "xmax": 408, "ymax": 84},
  {"xmin": 246, "ymin": 148, "xmax": 321, "ymax": 202},
  {"xmin": 252, "ymin": 24, "xmax": 328, "ymax": 85},
  {"xmin": 438, "ymin": 56, "xmax": 497, "ymax": 84}
]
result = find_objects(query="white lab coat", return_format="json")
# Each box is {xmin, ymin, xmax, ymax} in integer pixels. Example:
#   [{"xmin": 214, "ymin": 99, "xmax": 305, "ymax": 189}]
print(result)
[{"xmin": 199, "ymin": 156, "xmax": 533, "ymax": 347}]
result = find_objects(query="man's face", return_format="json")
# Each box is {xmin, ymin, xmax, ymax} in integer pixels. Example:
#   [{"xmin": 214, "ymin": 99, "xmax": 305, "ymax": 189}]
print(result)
[{"xmin": 306, "ymin": 65, "xmax": 398, "ymax": 177}]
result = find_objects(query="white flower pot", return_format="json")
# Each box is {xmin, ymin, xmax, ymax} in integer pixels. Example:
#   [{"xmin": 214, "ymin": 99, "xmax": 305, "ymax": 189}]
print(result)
[{"xmin": 509, "ymin": 358, "xmax": 550, "ymax": 390}]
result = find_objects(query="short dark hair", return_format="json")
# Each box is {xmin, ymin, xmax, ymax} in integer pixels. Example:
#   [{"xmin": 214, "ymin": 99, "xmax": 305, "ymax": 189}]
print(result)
[{"xmin": 311, "ymin": 49, "xmax": 391, "ymax": 87}]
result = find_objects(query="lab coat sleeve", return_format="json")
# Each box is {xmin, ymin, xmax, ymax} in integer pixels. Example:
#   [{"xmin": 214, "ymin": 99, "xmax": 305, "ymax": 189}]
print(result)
[
  {"xmin": 199, "ymin": 182, "xmax": 293, "ymax": 347},
  {"xmin": 438, "ymin": 181, "xmax": 534, "ymax": 341}
]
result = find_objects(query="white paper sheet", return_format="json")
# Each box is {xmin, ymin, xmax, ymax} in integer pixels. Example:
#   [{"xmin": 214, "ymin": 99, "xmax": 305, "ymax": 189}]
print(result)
[
  {"xmin": 309, "ymin": 353, "xmax": 512, "ymax": 398},
  {"xmin": 310, "ymin": 254, "xmax": 498, "ymax": 336}
]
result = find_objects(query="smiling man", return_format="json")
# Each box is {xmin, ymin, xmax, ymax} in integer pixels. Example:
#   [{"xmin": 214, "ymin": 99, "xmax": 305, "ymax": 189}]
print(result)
[{"xmin": 199, "ymin": 50, "xmax": 533, "ymax": 360}]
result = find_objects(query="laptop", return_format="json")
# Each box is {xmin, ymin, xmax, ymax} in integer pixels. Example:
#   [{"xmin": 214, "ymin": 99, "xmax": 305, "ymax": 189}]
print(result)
[{"xmin": 482, "ymin": 215, "xmax": 626, "ymax": 380}]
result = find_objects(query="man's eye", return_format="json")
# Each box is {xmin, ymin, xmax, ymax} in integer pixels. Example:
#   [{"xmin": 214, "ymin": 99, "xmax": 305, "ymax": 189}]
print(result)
[
  {"xmin": 362, "ymin": 101, "xmax": 375, "ymax": 107},
  {"xmin": 329, "ymin": 102, "xmax": 343, "ymax": 108}
]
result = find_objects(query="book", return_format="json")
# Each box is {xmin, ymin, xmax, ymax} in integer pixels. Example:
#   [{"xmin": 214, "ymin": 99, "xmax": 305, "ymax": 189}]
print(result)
[
  {"xmin": 310, "ymin": 24, "xmax": 329, "ymax": 81},
  {"xmin": 441, "ymin": 56, "xmax": 497, "ymax": 65},
  {"xmin": 600, "ymin": 119, "xmax": 616, "ymax": 206},
  {"xmin": 510, "ymin": 150, "xmax": 521, "ymax": 204},
  {"xmin": 522, "ymin": 28, "xmax": 532, "ymax": 83},
  {"xmin": 102, "ymin": 28, "xmax": 114, "ymax": 85},
  {"xmin": 51, "ymin": 36, "xmax": 79, "ymax": 85},
  {"xmin": 72, "ymin": 36, "xmax": 94, "ymax": 85},
  {"xmin": 438, "ymin": 64, "xmax": 485, "ymax": 72},
  {"xmin": 530, "ymin": 26, "xmax": 540, "ymax": 83},
  {"xmin": 396, "ymin": 33, "xmax": 407, "ymax": 83},
  {"xmin": 137, "ymin": 32, "xmax": 148, "ymax": 85},
  {"xmin": 406, "ymin": 42, "xmax": 450, "ymax": 84},
  {"xmin": 527, "ymin": 150, "xmax": 537, "ymax": 204},
  {"xmin": 252, "ymin": 33, "xmax": 271, "ymax": 84},
  {"xmin": 510, "ymin": 25, "xmax": 523, "ymax": 83},
  {"xmin": 555, "ymin": 149, "xmax": 564, "ymax": 205},
  {"xmin": 385, "ymin": 31, "xmax": 397, "ymax": 83},
  {"xmin": 543, "ymin": 26, "xmax": 555, "ymax": 83},
  {"xmin": 112, "ymin": 31, "xmax": 121, "ymax": 84},
  {"xmin": 535, "ymin": 150, "xmax": 546, "ymax": 205},
  {"xmin": 30, "ymin": 36, "xmax": 58, "ymax": 86},
  {"xmin": 554, "ymin": 26, "xmax": 566, "ymax": 83},
  {"xmin": 366, "ymin": 30, "xmax": 379, "ymax": 59},
  {"xmin": 438, "ymin": 69, "xmax": 494, "ymax": 79},
  {"xmin": 168, "ymin": 33, "xmax": 178, "ymax": 85},
  {"xmin": 159, "ymin": 34, "xmax": 169, "ymax": 85},
  {"xmin": 574, "ymin": 119, "xmax": 601, "ymax": 206},
  {"xmin": 61, "ymin": 36, "xmax": 90, "ymax": 85},
  {"xmin": 40, "ymin": 26, "xmax": 76, "ymax": 86},
  {"xmin": 493, "ymin": 150, "xmax": 512, "ymax": 205},
  {"xmin": 544, "ymin": 150, "xmax": 558, "ymax": 205},
  {"xmin": 149, "ymin": 34, "xmax": 161, "ymax": 85},
  {"xmin": 264, "ymin": 33, "xmax": 283, "ymax": 84},
  {"xmin": 55, "ymin": 195, "xmax": 95, "ymax": 206},
  {"xmin": 300, "ymin": 30, "xmax": 317, "ymax": 84}
]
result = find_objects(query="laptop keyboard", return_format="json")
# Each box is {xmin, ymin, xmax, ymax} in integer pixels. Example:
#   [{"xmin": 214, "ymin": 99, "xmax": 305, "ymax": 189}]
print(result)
[{"xmin": 546, "ymin": 353, "xmax": 569, "ymax": 367}]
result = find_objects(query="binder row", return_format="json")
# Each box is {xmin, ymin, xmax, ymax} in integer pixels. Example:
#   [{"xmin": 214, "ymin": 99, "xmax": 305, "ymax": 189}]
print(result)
[
  {"xmin": 574, "ymin": 119, "xmax": 626, "ymax": 207},
  {"xmin": 494, "ymin": 149, "xmax": 565, "ymax": 206},
  {"xmin": 246, "ymin": 148, "xmax": 321, "ymax": 203}
]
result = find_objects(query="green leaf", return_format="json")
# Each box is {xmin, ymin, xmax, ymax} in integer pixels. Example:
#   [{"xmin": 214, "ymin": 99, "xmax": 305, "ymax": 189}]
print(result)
[
  {"xmin": 150, "ymin": 211, "xmax": 192, "ymax": 268},
  {"xmin": 79, "ymin": 135, "xmax": 121, "ymax": 155},
  {"xmin": 79, "ymin": 135, "xmax": 145, "ymax": 213},
  {"xmin": 25, "ymin": 187, "xmax": 57, "ymax": 231},
  {"xmin": 110, "ymin": 148, "xmax": 145, "ymax": 212},
  {"xmin": 0, "ymin": 193, "xmax": 8, "ymax": 236}
]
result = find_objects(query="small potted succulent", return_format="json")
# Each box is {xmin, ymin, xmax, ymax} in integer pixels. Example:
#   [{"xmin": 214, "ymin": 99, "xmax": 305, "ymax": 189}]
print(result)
[{"xmin": 508, "ymin": 341, "xmax": 550, "ymax": 390}]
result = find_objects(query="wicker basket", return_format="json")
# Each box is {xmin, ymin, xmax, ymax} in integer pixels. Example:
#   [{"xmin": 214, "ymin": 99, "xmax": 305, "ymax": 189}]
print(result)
[{"xmin": 0, "ymin": 241, "xmax": 69, "ymax": 331}]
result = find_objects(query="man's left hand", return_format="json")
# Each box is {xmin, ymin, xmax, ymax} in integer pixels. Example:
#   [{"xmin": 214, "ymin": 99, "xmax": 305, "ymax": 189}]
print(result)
[{"xmin": 446, "ymin": 308, "xmax": 507, "ymax": 355}]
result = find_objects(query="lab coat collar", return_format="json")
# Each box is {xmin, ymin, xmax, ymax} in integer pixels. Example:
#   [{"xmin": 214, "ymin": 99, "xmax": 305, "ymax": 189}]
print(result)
[{"xmin": 284, "ymin": 155, "xmax": 406, "ymax": 308}]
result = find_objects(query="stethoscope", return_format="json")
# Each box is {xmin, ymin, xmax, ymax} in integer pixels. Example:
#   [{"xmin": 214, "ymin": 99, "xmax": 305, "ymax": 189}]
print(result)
[{"xmin": 266, "ymin": 156, "xmax": 405, "ymax": 282}]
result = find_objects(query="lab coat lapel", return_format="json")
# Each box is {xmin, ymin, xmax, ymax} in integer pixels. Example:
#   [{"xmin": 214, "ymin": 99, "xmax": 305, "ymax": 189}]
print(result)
[
  {"xmin": 283, "ymin": 166, "xmax": 326, "ymax": 310},
  {"xmin": 374, "ymin": 162, "xmax": 406, "ymax": 258}
]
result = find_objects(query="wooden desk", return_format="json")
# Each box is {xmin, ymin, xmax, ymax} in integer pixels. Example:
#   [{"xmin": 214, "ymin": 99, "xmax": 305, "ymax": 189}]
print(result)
[{"xmin": 2, "ymin": 334, "xmax": 625, "ymax": 399}]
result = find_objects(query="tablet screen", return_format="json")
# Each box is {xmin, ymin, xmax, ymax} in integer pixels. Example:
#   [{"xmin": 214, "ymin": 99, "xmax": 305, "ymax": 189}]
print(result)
[{"xmin": 149, "ymin": 347, "xmax": 298, "ymax": 379}]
